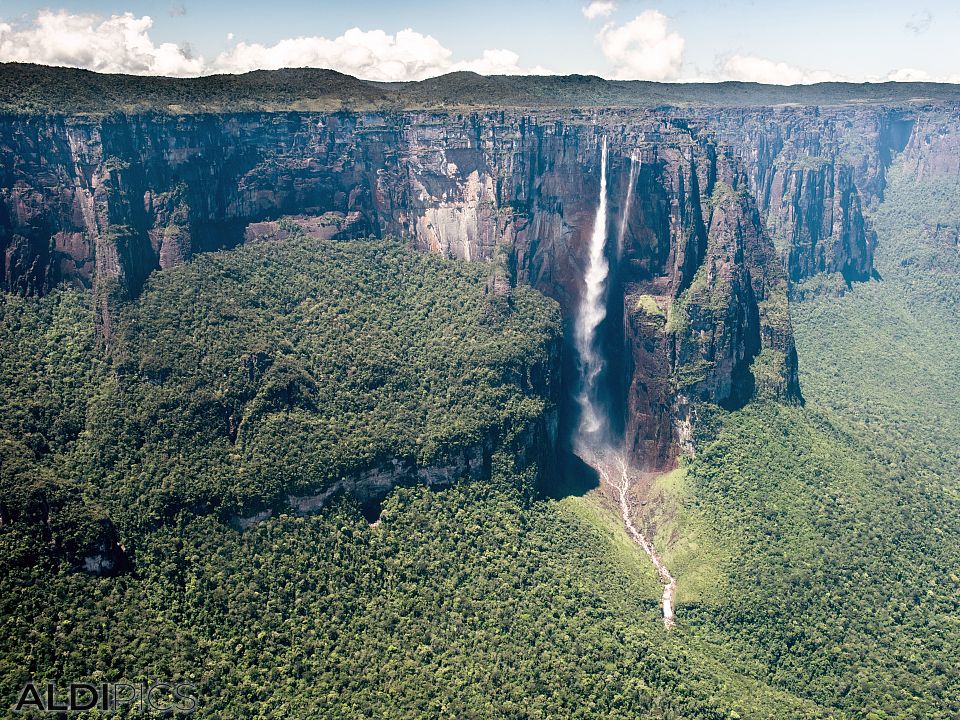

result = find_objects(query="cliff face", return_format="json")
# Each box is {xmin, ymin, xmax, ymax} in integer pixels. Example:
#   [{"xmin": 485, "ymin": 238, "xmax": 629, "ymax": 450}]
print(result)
[
  {"xmin": 701, "ymin": 107, "xmax": 918, "ymax": 287},
  {"xmin": 8, "ymin": 107, "xmax": 946, "ymax": 468},
  {"xmin": 901, "ymin": 112, "xmax": 960, "ymax": 181},
  {"xmin": 612, "ymin": 136, "xmax": 798, "ymax": 466}
]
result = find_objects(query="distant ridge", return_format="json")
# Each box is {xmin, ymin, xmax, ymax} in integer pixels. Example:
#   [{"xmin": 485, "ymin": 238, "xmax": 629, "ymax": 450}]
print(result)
[{"xmin": 3, "ymin": 62, "xmax": 960, "ymax": 115}]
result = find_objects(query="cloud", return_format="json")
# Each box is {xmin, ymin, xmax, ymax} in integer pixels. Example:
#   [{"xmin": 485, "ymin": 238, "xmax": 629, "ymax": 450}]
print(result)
[
  {"xmin": 596, "ymin": 10, "xmax": 684, "ymax": 80},
  {"xmin": 885, "ymin": 68, "xmax": 960, "ymax": 83},
  {"xmin": 718, "ymin": 54, "xmax": 840, "ymax": 85},
  {"xmin": 887, "ymin": 67, "xmax": 930, "ymax": 82},
  {"xmin": 168, "ymin": 3, "xmax": 187, "ymax": 18},
  {"xmin": 718, "ymin": 59, "xmax": 956, "ymax": 86},
  {"xmin": 7, "ymin": 9, "xmax": 952, "ymax": 86},
  {"xmin": 0, "ymin": 11, "xmax": 547, "ymax": 80},
  {"xmin": 213, "ymin": 28, "xmax": 550, "ymax": 80},
  {"xmin": 0, "ymin": 10, "xmax": 203, "ymax": 75},
  {"xmin": 905, "ymin": 10, "xmax": 933, "ymax": 34},
  {"xmin": 451, "ymin": 49, "xmax": 553, "ymax": 76},
  {"xmin": 212, "ymin": 28, "xmax": 455, "ymax": 80},
  {"xmin": 582, "ymin": 1, "xmax": 616, "ymax": 20}
]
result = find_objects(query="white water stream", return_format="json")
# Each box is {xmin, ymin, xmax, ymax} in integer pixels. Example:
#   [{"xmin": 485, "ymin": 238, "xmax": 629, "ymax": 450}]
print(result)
[
  {"xmin": 581, "ymin": 446, "xmax": 677, "ymax": 629},
  {"xmin": 616, "ymin": 151, "xmax": 640, "ymax": 258}
]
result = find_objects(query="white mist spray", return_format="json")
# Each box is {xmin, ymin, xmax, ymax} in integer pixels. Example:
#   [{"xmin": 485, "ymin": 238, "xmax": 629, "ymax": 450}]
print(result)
[
  {"xmin": 574, "ymin": 136, "xmax": 610, "ymax": 442},
  {"xmin": 616, "ymin": 151, "xmax": 640, "ymax": 258}
]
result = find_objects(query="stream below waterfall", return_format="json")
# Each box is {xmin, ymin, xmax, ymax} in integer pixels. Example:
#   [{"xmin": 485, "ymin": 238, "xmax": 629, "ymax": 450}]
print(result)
[{"xmin": 580, "ymin": 446, "xmax": 677, "ymax": 629}]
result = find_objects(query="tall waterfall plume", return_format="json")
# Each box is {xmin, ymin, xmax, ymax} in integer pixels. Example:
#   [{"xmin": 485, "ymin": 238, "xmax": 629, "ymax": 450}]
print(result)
[
  {"xmin": 617, "ymin": 151, "xmax": 640, "ymax": 258},
  {"xmin": 574, "ymin": 136, "xmax": 611, "ymax": 443}
]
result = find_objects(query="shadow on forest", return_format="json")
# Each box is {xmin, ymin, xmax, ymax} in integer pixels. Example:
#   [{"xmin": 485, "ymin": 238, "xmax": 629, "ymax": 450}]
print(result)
[
  {"xmin": 542, "ymin": 448, "xmax": 601, "ymax": 500},
  {"xmin": 359, "ymin": 496, "xmax": 384, "ymax": 524}
]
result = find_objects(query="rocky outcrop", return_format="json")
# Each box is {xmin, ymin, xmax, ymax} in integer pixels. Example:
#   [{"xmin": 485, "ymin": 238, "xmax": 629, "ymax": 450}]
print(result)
[
  {"xmin": 622, "ymin": 297, "xmax": 674, "ymax": 467},
  {"xmin": 611, "ymin": 137, "xmax": 798, "ymax": 468},
  {"xmin": 287, "ymin": 443, "xmax": 488, "ymax": 516},
  {"xmin": 0, "ymin": 437, "xmax": 127, "ymax": 575},
  {"xmin": 901, "ymin": 114, "xmax": 960, "ymax": 181},
  {"xmin": 924, "ymin": 222, "xmax": 960, "ymax": 253}
]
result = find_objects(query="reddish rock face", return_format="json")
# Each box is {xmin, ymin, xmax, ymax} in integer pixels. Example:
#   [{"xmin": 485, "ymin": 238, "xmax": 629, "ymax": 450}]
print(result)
[
  {"xmin": 4, "ymin": 106, "xmax": 946, "ymax": 468},
  {"xmin": 623, "ymin": 300, "xmax": 675, "ymax": 469}
]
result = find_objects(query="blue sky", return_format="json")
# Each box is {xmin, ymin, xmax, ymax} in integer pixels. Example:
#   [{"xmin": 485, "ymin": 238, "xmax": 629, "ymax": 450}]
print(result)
[{"xmin": 0, "ymin": 0, "xmax": 957, "ymax": 82}]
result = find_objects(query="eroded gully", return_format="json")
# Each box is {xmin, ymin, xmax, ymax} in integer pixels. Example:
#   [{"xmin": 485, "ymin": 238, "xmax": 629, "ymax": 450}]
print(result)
[{"xmin": 582, "ymin": 447, "xmax": 677, "ymax": 629}]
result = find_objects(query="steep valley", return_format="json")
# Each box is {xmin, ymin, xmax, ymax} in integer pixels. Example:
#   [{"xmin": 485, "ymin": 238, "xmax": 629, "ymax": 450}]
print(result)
[{"xmin": 2, "ymin": 67, "xmax": 960, "ymax": 718}]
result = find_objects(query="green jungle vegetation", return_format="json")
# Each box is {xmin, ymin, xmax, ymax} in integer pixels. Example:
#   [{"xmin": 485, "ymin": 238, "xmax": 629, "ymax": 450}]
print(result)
[
  {"xmin": 0, "ymin": 233, "xmax": 560, "ymax": 538},
  {"xmin": 645, "ymin": 163, "xmax": 960, "ymax": 718},
  {"xmin": 1, "ymin": 161, "xmax": 959, "ymax": 718},
  {"xmin": 4, "ymin": 62, "xmax": 960, "ymax": 115},
  {"xmin": 97, "ymin": 233, "xmax": 560, "ymax": 533}
]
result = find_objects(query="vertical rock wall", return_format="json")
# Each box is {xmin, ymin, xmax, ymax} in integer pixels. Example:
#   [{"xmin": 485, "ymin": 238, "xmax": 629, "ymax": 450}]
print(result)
[{"xmin": 6, "ymin": 106, "xmax": 941, "ymax": 467}]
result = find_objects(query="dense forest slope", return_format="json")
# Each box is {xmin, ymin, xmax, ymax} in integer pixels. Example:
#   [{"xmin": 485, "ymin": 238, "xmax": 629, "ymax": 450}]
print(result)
[
  {"xmin": 0, "ymin": 234, "xmax": 561, "ymax": 565},
  {"xmin": 656, "ymin": 161, "xmax": 960, "ymax": 717},
  {"xmin": 0, "ymin": 230, "xmax": 827, "ymax": 719}
]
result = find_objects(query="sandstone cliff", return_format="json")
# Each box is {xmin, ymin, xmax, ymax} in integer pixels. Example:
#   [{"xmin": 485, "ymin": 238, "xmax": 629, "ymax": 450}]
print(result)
[
  {"xmin": 699, "ymin": 107, "xmax": 920, "ymax": 288},
  {"xmin": 2, "ymin": 105, "xmax": 953, "ymax": 468}
]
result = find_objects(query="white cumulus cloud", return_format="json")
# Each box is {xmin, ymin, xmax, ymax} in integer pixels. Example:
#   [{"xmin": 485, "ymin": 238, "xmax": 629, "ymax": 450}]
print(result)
[
  {"xmin": 451, "ymin": 48, "xmax": 552, "ymax": 76},
  {"xmin": 0, "ymin": 10, "xmax": 204, "ymax": 75},
  {"xmin": 887, "ymin": 67, "xmax": 930, "ymax": 82},
  {"xmin": 885, "ymin": 68, "xmax": 960, "ymax": 83},
  {"xmin": 582, "ymin": 1, "xmax": 616, "ymax": 20},
  {"xmin": 0, "ymin": 11, "xmax": 547, "ymax": 81},
  {"xmin": 596, "ymin": 10, "xmax": 684, "ymax": 81},
  {"xmin": 212, "ymin": 28, "xmax": 457, "ymax": 81},
  {"xmin": 718, "ymin": 54, "xmax": 840, "ymax": 85}
]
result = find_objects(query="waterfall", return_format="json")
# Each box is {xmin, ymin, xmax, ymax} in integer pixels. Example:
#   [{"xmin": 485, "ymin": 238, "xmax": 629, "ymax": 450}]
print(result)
[
  {"xmin": 574, "ymin": 136, "xmax": 610, "ymax": 442},
  {"xmin": 617, "ymin": 151, "xmax": 640, "ymax": 258},
  {"xmin": 574, "ymin": 141, "xmax": 679, "ymax": 629}
]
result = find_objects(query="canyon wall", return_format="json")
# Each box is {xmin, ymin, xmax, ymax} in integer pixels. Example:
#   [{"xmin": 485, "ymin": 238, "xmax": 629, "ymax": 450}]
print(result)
[
  {"xmin": 1, "ymin": 106, "xmax": 951, "ymax": 468},
  {"xmin": 900, "ymin": 111, "xmax": 960, "ymax": 181},
  {"xmin": 700, "ymin": 107, "xmax": 917, "ymax": 287}
]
